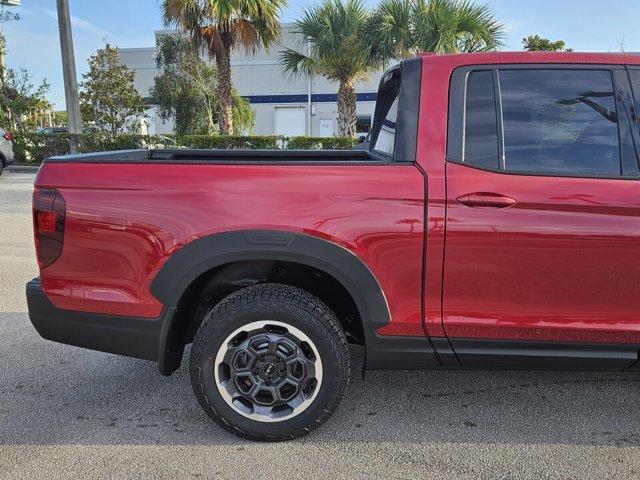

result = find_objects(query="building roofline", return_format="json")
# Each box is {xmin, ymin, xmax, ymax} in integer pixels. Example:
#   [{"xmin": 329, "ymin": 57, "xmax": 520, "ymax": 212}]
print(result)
[
  {"xmin": 153, "ymin": 22, "xmax": 296, "ymax": 37},
  {"xmin": 117, "ymin": 47, "xmax": 156, "ymax": 52}
]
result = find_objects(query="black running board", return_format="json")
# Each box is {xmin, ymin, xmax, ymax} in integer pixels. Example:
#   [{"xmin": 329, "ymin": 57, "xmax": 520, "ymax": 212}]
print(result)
[{"xmin": 448, "ymin": 338, "xmax": 640, "ymax": 371}]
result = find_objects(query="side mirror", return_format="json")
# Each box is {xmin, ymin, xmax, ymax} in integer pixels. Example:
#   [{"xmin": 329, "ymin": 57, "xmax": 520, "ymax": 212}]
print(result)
[{"xmin": 357, "ymin": 135, "xmax": 366, "ymax": 144}]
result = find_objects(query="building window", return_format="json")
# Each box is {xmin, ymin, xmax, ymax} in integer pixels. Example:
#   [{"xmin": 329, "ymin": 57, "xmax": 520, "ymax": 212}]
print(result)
[{"xmin": 356, "ymin": 115, "xmax": 372, "ymax": 134}]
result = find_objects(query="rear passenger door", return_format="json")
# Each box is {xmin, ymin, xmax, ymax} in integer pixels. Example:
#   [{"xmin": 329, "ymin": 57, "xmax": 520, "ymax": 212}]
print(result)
[{"xmin": 443, "ymin": 65, "xmax": 640, "ymax": 368}]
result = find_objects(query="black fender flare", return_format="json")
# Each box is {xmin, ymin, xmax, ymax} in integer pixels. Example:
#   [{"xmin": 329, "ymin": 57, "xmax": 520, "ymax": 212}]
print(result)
[
  {"xmin": 151, "ymin": 230, "xmax": 438, "ymax": 373},
  {"xmin": 151, "ymin": 229, "xmax": 389, "ymax": 328}
]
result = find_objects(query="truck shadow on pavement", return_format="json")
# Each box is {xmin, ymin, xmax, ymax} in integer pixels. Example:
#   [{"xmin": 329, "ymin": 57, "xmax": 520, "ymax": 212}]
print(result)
[{"xmin": 2, "ymin": 315, "xmax": 640, "ymax": 447}]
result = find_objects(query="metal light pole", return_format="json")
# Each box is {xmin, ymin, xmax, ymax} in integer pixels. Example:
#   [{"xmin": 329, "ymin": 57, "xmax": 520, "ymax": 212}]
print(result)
[{"xmin": 56, "ymin": 0, "xmax": 82, "ymax": 150}]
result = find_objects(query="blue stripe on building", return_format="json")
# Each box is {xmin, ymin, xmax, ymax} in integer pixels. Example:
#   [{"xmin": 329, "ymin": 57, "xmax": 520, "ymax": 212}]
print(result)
[{"xmin": 242, "ymin": 92, "xmax": 378, "ymax": 104}]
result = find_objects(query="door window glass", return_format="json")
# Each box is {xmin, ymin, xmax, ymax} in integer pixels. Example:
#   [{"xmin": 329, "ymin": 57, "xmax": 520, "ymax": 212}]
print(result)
[
  {"xmin": 499, "ymin": 69, "xmax": 621, "ymax": 175},
  {"xmin": 464, "ymin": 70, "xmax": 499, "ymax": 169}
]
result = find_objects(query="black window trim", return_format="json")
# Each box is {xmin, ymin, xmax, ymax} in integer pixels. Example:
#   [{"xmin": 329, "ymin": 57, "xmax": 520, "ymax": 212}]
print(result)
[
  {"xmin": 493, "ymin": 69, "xmax": 506, "ymax": 170},
  {"xmin": 625, "ymin": 66, "xmax": 640, "ymax": 159},
  {"xmin": 448, "ymin": 63, "xmax": 640, "ymax": 180},
  {"xmin": 370, "ymin": 57, "xmax": 422, "ymax": 163}
]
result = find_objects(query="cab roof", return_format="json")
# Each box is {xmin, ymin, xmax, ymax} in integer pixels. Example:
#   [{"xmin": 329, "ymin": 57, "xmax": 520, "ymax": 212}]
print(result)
[{"xmin": 418, "ymin": 51, "xmax": 640, "ymax": 68}]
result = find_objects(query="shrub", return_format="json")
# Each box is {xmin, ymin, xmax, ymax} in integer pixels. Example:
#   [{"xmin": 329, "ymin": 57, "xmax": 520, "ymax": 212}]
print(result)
[
  {"xmin": 175, "ymin": 135, "xmax": 283, "ymax": 150},
  {"xmin": 13, "ymin": 134, "xmax": 71, "ymax": 163},
  {"xmin": 13, "ymin": 133, "xmax": 175, "ymax": 163},
  {"xmin": 286, "ymin": 136, "xmax": 357, "ymax": 150},
  {"xmin": 13, "ymin": 133, "xmax": 358, "ymax": 164}
]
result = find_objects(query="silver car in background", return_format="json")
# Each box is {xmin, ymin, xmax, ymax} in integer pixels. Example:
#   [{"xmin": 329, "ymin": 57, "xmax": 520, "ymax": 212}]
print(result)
[{"xmin": 0, "ymin": 128, "xmax": 14, "ymax": 175}]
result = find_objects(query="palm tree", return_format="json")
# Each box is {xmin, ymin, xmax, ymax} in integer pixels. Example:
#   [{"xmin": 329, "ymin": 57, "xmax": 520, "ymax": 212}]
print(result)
[
  {"xmin": 162, "ymin": 0, "xmax": 286, "ymax": 135},
  {"xmin": 280, "ymin": 0, "xmax": 380, "ymax": 137},
  {"xmin": 368, "ymin": 0, "xmax": 505, "ymax": 58}
]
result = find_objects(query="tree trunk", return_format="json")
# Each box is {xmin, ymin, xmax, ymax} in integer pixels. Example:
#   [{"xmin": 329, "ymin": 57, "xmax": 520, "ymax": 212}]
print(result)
[
  {"xmin": 216, "ymin": 33, "xmax": 234, "ymax": 135},
  {"xmin": 337, "ymin": 80, "xmax": 356, "ymax": 137},
  {"xmin": 206, "ymin": 100, "xmax": 215, "ymax": 135}
]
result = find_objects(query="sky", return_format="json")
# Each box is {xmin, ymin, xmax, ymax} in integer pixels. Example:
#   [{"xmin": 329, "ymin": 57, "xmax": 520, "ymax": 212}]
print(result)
[{"xmin": 4, "ymin": 0, "xmax": 640, "ymax": 109}]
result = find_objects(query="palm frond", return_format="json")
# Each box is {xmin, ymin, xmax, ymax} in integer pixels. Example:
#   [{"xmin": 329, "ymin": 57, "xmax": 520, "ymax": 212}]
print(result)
[
  {"xmin": 454, "ymin": 1, "xmax": 505, "ymax": 52},
  {"xmin": 231, "ymin": 18, "xmax": 261, "ymax": 54},
  {"xmin": 279, "ymin": 48, "xmax": 318, "ymax": 77},
  {"xmin": 366, "ymin": 0, "xmax": 415, "ymax": 60},
  {"xmin": 162, "ymin": 0, "xmax": 207, "ymax": 52},
  {"xmin": 367, "ymin": 0, "xmax": 505, "ymax": 56},
  {"xmin": 163, "ymin": 0, "xmax": 285, "ymax": 57},
  {"xmin": 201, "ymin": 25, "xmax": 226, "ymax": 58},
  {"xmin": 283, "ymin": 0, "xmax": 378, "ymax": 84}
]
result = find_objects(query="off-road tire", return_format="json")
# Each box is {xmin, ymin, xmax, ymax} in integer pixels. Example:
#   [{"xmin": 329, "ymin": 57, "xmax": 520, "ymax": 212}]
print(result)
[{"xmin": 189, "ymin": 283, "xmax": 350, "ymax": 441}]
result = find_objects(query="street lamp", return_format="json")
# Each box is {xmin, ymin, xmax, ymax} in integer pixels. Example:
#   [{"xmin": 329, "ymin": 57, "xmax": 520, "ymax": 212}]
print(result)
[{"xmin": 56, "ymin": 0, "xmax": 82, "ymax": 150}]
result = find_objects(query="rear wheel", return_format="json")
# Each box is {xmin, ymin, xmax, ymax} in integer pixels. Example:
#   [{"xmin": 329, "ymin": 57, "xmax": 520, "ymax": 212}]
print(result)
[{"xmin": 189, "ymin": 283, "xmax": 350, "ymax": 441}]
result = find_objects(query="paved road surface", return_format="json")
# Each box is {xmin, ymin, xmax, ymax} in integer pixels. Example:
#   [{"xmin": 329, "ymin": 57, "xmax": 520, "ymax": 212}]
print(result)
[{"xmin": 1, "ymin": 172, "xmax": 639, "ymax": 479}]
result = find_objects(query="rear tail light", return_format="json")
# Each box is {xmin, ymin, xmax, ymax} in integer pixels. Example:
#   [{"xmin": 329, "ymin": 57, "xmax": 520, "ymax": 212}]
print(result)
[
  {"xmin": 3, "ymin": 130, "xmax": 12, "ymax": 141},
  {"xmin": 33, "ymin": 188, "xmax": 66, "ymax": 268}
]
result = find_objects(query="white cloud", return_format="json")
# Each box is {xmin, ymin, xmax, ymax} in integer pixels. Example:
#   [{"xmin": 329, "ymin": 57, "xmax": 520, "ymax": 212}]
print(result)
[
  {"xmin": 3, "ymin": 6, "xmax": 155, "ymax": 108},
  {"xmin": 38, "ymin": 6, "xmax": 109, "ymax": 37},
  {"xmin": 503, "ymin": 19, "xmax": 524, "ymax": 35}
]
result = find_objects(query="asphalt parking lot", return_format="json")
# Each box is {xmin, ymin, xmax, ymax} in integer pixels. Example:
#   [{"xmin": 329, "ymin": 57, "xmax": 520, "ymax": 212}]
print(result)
[{"xmin": 1, "ymin": 170, "xmax": 640, "ymax": 479}]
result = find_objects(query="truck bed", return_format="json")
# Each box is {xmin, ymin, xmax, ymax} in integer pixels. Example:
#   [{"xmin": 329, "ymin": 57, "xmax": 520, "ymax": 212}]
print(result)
[{"xmin": 45, "ymin": 148, "xmax": 391, "ymax": 165}]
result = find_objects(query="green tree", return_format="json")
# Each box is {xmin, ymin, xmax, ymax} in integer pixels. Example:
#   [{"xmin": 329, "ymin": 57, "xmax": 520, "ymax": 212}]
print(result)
[
  {"xmin": 79, "ymin": 45, "xmax": 147, "ymax": 135},
  {"xmin": 53, "ymin": 110, "xmax": 67, "ymax": 127},
  {"xmin": 0, "ymin": 9, "xmax": 20, "ymax": 83},
  {"xmin": 280, "ymin": 0, "xmax": 381, "ymax": 137},
  {"xmin": 367, "ymin": 0, "xmax": 505, "ymax": 58},
  {"xmin": 151, "ymin": 35, "xmax": 254, "ymax": 135},
  {"xmin": 523, "ymin": 35, "xmax": 572, "ymax": 52},
  {"xmin": 162, "ymin": 0, "xmax": 285, "ymax": 135},
  {"xmin": 0, "ymin": 15, "xmax": 52, "ymax": 132},
  {"xmin": 0, "ymin": 67, "xmax": 50, "ymax": 132}
]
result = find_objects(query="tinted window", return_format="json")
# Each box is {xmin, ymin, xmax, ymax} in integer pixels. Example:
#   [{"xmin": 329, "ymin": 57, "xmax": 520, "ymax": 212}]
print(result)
[
  {"xmin": 499, "ymin": 69, "xmax": 620, "ymax": 175},
  {"xmin": 373, "ymin": 97, "xmax": 398, "ymax": 156},
  {"xmin": 464, "ymin": 70, "xmax": 499, "ymax": 169}
]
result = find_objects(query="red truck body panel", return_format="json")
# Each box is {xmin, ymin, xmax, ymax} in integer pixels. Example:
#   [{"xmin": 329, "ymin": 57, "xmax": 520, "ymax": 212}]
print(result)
[
  {"xmin": 444, "ymin": 161, "xmax": 640, "ymax": 344},
  {"xmin": 30, "ymin": 51, "xmax": 640, "ymax": 373},
  {"xmin": 35, "ymin": 162, "xmax": 426, "ymax": 335},
  {"xmin": 415, "ymin": 51, "xmax": 640, "ymax": 344}
]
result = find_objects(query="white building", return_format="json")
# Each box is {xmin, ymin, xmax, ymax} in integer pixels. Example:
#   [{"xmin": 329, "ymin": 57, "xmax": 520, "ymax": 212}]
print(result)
[{"xmin": 117, "ymin": 24, "xmax": 382, "ymax": 137}]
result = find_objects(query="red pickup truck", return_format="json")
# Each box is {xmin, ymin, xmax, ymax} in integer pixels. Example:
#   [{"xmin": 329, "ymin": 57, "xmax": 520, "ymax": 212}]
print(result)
[{"xmin": 27, "ymin": 52, "xmax": 640, "ymax": 441}]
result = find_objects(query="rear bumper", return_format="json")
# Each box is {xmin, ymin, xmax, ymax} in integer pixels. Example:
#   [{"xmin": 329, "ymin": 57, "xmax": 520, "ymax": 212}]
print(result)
[{"xmin": 26, "ymin": 278, "xmax": 175, "ymax": 363}]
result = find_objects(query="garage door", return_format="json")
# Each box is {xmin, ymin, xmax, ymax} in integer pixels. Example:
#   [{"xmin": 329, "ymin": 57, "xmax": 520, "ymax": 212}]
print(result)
[{"xmin": 275, "ymin": 107, "xmax": 306, "ymax": 137}]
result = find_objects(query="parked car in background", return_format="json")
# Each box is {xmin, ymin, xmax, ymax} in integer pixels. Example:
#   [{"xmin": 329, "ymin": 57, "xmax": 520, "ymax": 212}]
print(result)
[
  {"xmin": 27, "ymin": 52, "xmax": 640, "ymax": 441},
  {"xmin": 0, "ymin": 128, "xmax": 14, "ymax": 175},
  {"xmin": 37, "ymin": 127, "xmax": 69, "ymax": 135},
  {"xmin": 38, "ymin": 126, "xmax": 102, "ymax": 135}
]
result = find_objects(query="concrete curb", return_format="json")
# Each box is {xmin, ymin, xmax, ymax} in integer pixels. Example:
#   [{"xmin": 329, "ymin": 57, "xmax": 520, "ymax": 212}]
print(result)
[{"xmin": 6, "ymin": 165, "xmax": 40, "ymax": 173}]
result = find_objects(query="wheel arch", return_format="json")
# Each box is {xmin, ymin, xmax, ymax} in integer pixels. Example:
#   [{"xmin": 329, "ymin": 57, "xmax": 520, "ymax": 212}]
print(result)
[{"xmin": 151, "ymin": 230, "xmax": 392, "ymax": 375}]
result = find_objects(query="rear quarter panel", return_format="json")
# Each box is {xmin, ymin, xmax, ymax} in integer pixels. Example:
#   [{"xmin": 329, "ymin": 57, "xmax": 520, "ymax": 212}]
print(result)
[{"xmin": 35, "ymin": 162, "xmax": 425, "ymax": 335}]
